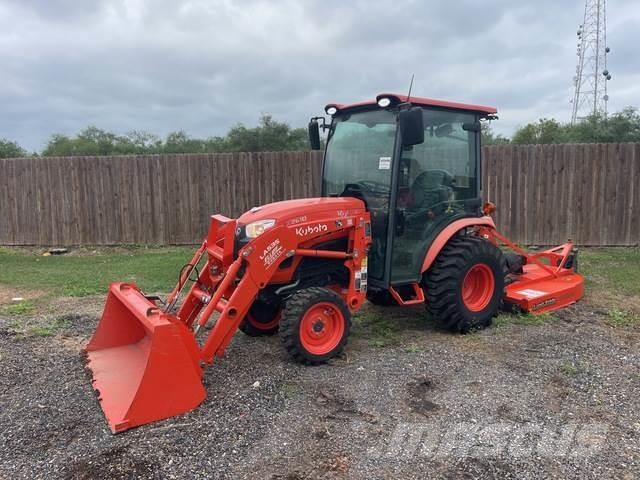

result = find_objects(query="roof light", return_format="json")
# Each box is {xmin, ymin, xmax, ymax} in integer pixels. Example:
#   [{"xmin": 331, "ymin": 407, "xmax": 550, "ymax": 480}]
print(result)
[
  {"xmin": 325, "ymin": 106, "xmax": 338, "ymax": 115},
  {"xmin": 377, "ymin": 97, "xmax": 391, "ymax": 108}
]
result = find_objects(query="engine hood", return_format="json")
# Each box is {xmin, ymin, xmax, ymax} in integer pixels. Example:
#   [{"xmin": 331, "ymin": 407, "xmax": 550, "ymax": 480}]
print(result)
[{"xmin": 237, "ymin": 197, "xmax": 366, "ymax": 226}]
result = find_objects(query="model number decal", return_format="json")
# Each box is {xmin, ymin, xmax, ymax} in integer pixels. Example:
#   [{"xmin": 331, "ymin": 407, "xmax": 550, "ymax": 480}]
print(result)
[
  {"xmin": 259, "ymin": 239, "xmax": 284, "ymax": 268},
  {"xmin": 286, "ymin": 215, "xmax": 307, "ymax": 226}
]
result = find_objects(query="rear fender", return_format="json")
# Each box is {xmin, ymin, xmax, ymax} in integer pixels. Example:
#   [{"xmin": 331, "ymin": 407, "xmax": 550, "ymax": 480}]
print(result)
[{"xmin": 420, "ymin": 216, "xmax": 496, "ymax": 273}]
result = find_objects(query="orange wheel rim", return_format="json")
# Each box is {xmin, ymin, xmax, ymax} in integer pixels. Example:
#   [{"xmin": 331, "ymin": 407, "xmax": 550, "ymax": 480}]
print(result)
[
  {"xmin": 248, "ymin": 311, "xmax": 281, "ymax": 330},
  {"xmin": 462, "ymin": 264, "xmax": 495, "ymax": 312},
  {"xmin": 299, "ymin": 302, "xmax": 345, "ymax": 355}
]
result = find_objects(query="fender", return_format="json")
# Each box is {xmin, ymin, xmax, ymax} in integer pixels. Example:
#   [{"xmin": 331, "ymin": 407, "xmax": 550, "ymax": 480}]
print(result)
[{"xmin": 420, "ymin": 216, "xmax": 496, "ymax": 273}]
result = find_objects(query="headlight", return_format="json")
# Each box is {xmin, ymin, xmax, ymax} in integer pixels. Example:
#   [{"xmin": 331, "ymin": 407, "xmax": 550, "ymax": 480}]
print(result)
[
  {"xmin": 325, "ymin": 106, "xmax": 338, "ymax": 115},
  {"xmin": 245, "ymin": 219, "xmax": 276, "ymax": 238},
  {"xmin": 377, "ymin": 97, "xmax": 391, "ymax": 108}
]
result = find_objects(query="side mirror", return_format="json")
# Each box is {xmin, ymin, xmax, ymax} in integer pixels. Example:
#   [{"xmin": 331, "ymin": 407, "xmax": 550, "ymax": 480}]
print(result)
[
  {"xmin": 308, "ymin": 120, "xmax": 321, "ymax": 150},
  {"xmin": 462, "ymin": 121, "xmax": 481, "ymax": 132},
  {"xmin": 399, "ymin": 107, "xmax": 424, "ymax": 146}
]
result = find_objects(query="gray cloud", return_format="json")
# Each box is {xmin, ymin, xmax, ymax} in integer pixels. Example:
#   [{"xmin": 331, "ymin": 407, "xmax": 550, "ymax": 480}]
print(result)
[{"xmin": 0, "ymin": 0, "xmax": 638, "ymax": 151}]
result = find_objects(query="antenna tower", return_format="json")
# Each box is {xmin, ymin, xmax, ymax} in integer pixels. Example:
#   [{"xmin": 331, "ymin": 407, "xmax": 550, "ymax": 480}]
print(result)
[{"xmin": 571, "ymin": 0, "xmax": 611, "ymax": 124}]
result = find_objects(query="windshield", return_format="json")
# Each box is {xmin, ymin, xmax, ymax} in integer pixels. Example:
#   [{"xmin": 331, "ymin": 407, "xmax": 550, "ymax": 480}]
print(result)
[
  {"xmin": 322, "ymin": 108, "xmax": 397, "ymax": 281},
  {"xmin": 323, "ymin": 109, "xmax": 397, "ymax": 197}
]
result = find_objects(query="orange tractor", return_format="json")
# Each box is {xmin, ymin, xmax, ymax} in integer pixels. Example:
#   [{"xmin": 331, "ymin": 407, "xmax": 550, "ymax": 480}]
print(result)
[{"xmin": 86, "ymin": 93, "xmax": 584, "ymax": 432}]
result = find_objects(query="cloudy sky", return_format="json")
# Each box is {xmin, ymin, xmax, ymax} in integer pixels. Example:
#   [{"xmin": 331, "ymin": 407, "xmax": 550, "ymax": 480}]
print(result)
[{"xmin": 1, "ymin": 0, "xmax": 639, "ymax": 151}]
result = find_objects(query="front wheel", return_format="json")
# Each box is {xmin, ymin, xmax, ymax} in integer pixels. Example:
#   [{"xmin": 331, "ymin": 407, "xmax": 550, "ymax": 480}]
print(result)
[
  {"xmin": 279, "ymin": 287, "xmax": 351, "ymax": 365},
  {"xmin": 239, "ymin": 300, "xmax": 281, "ymax": 337},
  {"xmin": 423, "ymin": 235, "xmax": 505, "ymax": 333}
]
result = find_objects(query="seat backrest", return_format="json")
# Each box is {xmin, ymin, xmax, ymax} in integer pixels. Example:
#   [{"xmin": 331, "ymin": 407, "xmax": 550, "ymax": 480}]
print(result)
[{"xmin": 410, "ymin": 169, "xmax": 454, "ymax": 209}]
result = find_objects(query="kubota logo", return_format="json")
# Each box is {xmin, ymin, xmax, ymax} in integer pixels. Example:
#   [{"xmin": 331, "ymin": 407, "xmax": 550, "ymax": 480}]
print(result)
[{"xmin": 295, "ymin": 223, "xmax": 328, "ymax": 237}]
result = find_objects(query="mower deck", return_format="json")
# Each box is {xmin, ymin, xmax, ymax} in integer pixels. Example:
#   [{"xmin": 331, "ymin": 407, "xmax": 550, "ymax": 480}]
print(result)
[{"xmin": 505, "ymin": 263, "xmax": 584, "ymax": 314}]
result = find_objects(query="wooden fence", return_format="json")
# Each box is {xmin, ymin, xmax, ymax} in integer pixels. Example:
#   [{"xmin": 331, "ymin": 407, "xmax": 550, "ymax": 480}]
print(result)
[
  {"xmin": 483, "ymin": 143, "xmax": 639, "ymax": 246},
  {"xmin": 0, "ymin": 144, "xmax": 638, "ymax": 246}
]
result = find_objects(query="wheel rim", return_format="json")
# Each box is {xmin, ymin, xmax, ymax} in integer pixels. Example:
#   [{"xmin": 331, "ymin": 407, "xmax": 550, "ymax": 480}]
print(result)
[
  {"xmin": 462, "ymin": 263, "xmax": 495, "ymax": 312},
  {"xmin": 247, "ymin": 309, "xmax": 281, "ymax": 330},
  {"xmin": 299, "ymin": 302, "xmax": 345, "ymax": 355}
]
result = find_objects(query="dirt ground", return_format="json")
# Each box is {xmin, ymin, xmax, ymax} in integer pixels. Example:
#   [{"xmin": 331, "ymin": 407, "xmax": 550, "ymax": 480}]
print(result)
[{"xmin": 1, "ymin": 296, "xmax": 639, "ymax": 479}]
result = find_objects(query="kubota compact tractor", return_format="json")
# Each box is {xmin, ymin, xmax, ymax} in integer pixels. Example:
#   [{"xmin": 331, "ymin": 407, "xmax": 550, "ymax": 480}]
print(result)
[{"xmin": 86, "ymin": 93, "xmax": 584, "ymax": 432}]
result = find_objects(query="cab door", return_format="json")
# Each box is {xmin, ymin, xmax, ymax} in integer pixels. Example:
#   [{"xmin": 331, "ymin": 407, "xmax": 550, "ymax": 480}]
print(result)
[{"xmin": 390, "ymin": 109, "xmax": 480, "ymax": 284}]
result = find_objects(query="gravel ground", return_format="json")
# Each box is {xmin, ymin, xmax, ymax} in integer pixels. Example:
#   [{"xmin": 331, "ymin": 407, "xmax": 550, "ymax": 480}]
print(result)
[{"xmin": 0, "ymin": 298, "xmax": 639, "ymax": 479}]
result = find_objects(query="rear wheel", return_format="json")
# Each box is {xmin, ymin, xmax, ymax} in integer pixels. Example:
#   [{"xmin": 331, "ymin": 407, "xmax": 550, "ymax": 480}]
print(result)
[
  {"xmin": 423, "ymin": 235, "xmax": 505, "ymax": 332},
  {"xmin": 239, "ymin": 300, "xmax": 281, "ymax": 337},
  {"xmin": 280, "ymin": 287, "xmax": 351, "ymax": 364}
]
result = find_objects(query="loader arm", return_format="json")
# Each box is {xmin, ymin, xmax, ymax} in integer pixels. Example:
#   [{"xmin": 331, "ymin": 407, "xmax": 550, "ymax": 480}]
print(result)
[{"xmin": 86, "ymin": 209, "xmax": 371, "ymax": 432}]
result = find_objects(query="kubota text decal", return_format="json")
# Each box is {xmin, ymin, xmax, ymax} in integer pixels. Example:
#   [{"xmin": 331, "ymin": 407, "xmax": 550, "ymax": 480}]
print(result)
[{"xmin": 295, "ymin": 223, "xmax": 329, "ymax": 237}]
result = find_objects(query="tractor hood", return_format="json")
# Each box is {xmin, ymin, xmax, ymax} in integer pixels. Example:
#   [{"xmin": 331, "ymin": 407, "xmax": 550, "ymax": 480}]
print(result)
[{"xmin": 237, "ymin": 197, "xmax": 366, "ymax": 227}]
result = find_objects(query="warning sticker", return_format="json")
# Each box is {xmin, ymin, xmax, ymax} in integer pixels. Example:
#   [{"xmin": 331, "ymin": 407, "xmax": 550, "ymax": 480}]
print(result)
[
  {"xmin": 378, "ymin": 156, "xmax": 391, "ymax": 170},
  {"xmin": 516, "ymin": 289, "xmax": 547, "ymax": 299}
]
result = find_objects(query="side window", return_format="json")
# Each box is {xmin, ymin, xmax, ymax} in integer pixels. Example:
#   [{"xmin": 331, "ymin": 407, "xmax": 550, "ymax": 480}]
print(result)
[{"xmin": 401, "ymin": 110, "xmax": 478, "ymax": 204}]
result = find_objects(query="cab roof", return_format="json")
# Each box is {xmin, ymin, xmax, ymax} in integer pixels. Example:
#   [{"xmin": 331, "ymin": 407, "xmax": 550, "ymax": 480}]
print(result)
[{"xmin": 325, "ymin": 93, "xmax": 497, "ymax": 116}]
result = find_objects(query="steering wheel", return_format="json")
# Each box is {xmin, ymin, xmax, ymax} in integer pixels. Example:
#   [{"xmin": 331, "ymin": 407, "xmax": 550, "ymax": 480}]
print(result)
[{"xmin": 352, "ymin": 180, "xmax": 391, "ymax": 196}]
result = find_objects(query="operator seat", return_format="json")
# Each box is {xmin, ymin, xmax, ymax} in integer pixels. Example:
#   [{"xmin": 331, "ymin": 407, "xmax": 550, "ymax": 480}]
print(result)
[{"xmin": 410, "ymin": 169, "xmax": 454, "ymax": 212}]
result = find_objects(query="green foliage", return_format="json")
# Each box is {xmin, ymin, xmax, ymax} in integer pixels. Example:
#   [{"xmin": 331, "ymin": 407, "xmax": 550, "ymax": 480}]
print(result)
[
  {"xmin": 560, "ymin": 361, "xmax": 579, "ymax": 377},
  {"xmin": 481, "ymin": 123, "xmax": 510, "ymax": 145},
  {"xmin": 511, "ymin": 107, "xmax": 640, "ymax": 145},
  {"xmin": 0, "ymin": 300, "xmax": 35, "ymax": 316},
  {"xmin": 606, "ymin": 308, "xmax": 640, "ymax": 326},
  {"xmin": 493, "ymin": 311, "xmax": 554, "ymax": 328},
  {"xmin": 40, "ymin": 114, "xmax": 308, "ymax": 156},
  {"xmin": 512, "ymin": 118, "xmax": 567, "ymax": 144},
  {"xmin": 8, "ymin": 316, "xmax": 73, "ymax": 338},
  {"xmin": 0, "ymin": 138, "xmax": 27, "ymax": 158}
]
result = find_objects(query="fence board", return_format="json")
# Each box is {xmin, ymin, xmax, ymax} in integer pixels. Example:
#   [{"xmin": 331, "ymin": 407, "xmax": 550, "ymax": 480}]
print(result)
[{"xmin": 0, "ymin": 146, "xmax": 639, "ymax": 246}]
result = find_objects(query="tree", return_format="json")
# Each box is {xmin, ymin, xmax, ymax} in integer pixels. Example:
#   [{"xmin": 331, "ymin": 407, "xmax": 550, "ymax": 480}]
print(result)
[
  {"xmin": 163, "ymin": 131, "xmax": 206, "ymax": 154},
  {"xmin": 511, "ymin": 108, "xmax": 640, "ymax": 145},
  {"xmin": 224, "ymin": 114, "xmax": 308, "ymax": 152},
  {"xmin": 511, "ymin": 118, "xmax": 567, "ymax": 145},
  {"xmin": 481, "ymin": 123, "xmax": 510, "ymax": 145},
  {"xmin": 40, "ymin": 114, "xmax": 308, "ymax": 156},
  {"xmin": 0, "ymin": 138, "xmax": 27, "ymax": 158}
]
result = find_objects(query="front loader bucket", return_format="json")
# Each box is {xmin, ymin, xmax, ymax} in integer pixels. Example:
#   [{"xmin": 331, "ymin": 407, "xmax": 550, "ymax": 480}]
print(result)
[{"xmin": 85, "ymin": 283, "xmax": 206, "ymax": 433}]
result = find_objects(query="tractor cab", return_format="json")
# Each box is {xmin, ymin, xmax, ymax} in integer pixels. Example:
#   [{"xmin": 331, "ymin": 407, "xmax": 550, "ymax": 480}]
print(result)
[{"xmin": 310, "ymin": 93, "xmax": 496, "ymax": 289}]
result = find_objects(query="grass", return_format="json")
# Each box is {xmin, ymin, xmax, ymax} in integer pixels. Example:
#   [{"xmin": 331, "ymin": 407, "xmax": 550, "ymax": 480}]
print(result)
[
  {"xmin": 560, "ymin": 361, "xmax": 579, "ymax": 377},
  {"xmin": 0, "ymin": 300, "xmax": 36, "ymax": 315},
  {"xmin": 580, "ymin": 247, "xmax": 640, "ymax": 299},
  {"xmin": 0, "ymin": 246, "xmax": 639, "ymax": 331},
  {"xmin": 606, "ymin": 308, "xmax": 640, "ymax": 326},
  {"xmin": 0, "ymin": 246, "xmax": 196, "ymax": 298},
  {"xmin": 8, "ymin": 316, "xmax": 72, "ymax": 338},
  {"xmin": 494, "ymin": 311, "xmax": 555, "ymax": 329},
  {"xmin": 280, "ymin": 382, "xmax": 300, "ymax": 400},
  {"xmin": 352, "ymin": 305, "xmax": 427, "ymax": 347}
]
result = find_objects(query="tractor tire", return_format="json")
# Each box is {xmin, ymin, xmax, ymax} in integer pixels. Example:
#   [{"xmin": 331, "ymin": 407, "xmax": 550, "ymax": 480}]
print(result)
[
  {"xmin": 366, "ymin": 289, "xmax": 397, "ymax": 306},
  {"xmin": 239, "ymin": 300, "xmax": 282, "ymax": 337},
  {"xmin": 279, "ymin": 287, "xmax": 351, "ymax": 365},
  {"xmin": 423, "ymin": 235, "xmax": 505, "ymax": 333}
]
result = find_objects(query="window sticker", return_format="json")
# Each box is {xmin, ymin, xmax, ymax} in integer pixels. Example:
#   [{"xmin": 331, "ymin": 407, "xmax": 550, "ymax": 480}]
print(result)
[{"xmin": 378, "ymin": 156, "xmax": 391, "ymax": 170}]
